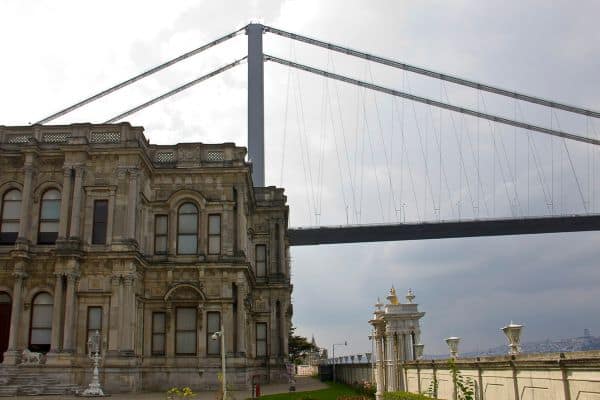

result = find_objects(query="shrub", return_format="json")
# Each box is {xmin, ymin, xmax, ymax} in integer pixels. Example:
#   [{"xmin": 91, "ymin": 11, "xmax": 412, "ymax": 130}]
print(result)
[{"xmin": 383, "ymin": 392, "xmax": 435, "ymax": 400}]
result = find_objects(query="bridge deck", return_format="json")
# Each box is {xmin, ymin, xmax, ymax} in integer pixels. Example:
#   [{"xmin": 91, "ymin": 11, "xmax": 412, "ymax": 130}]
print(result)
[{"xmin": 287, "ymin": 215, "xmax": 600, "ymax": 246}]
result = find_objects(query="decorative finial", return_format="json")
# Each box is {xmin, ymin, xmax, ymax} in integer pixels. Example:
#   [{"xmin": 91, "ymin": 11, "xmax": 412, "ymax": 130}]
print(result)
[
  {"xmin": 387, "ymin": 286, "xmax": 399, "ymax": 305},
  {"xmin": 375, "ymin": 297, "xmax": 383, "ymax": 311},
  {"xmin": 406, "ymin": 288, "xmax": 415, "ymax": 303}
]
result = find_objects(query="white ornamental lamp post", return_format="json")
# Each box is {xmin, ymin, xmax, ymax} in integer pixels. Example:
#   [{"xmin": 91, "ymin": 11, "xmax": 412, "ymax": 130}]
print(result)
[
  {"xmin": 351, "ymin": 355, "xmax": 355, "ymax": 364},
  {"xmin": 211, "ymin": 325, "xmax": 227, "ymax": 399},
  {"xmin": 357, "ymin": 354, "xmax": 363, "ymax": 363},
  {"xmin": 445, "ymin": 337, "xmax": 460, "ymax": 359},
  {"xmin": 414, "ymin": 344, "xmax": 424, "ymax": 360},
  {"xmin": 502, "ymin": 322, "xmax": 524, "ymax": 355},
  {"xmin": 81, "ymin": 330, "xmax": 106, "ymax": 396}
]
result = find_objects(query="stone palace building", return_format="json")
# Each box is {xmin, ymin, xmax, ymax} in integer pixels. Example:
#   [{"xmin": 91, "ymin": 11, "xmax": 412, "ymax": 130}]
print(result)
[{"xmin": 0, "ymin": 123, "xmax": 292, "ymax": 393}]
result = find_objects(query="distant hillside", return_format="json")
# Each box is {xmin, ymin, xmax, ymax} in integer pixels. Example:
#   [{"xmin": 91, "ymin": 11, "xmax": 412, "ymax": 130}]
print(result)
[{"xmin": 426, "ymin": 335, "xmax": 600, "ymax": 359}]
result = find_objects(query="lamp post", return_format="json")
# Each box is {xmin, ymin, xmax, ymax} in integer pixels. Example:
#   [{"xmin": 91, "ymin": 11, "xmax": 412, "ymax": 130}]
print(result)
[
  {"xmin": 445, "ymin": 337, "xmax": 460, "ymax": 359},
  {"xmin": 502, "ymin": 322, "xmax": 524, "ymax": 355},
  {"xmin": 212, "ymin": 324, "xmax": 226, "ymax": 399},
  {"xmin": 81, "ymin": 330, "xmax": 105, "ymax": 396},
  {"xmin": 332, "ymin": 341, "xmax": 347, "ymax": 383}
]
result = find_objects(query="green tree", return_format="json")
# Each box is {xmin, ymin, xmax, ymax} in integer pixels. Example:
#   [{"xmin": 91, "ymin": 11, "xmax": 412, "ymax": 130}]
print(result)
[{"xmin": 288, "ymin": 325, "xmax": 319, "ymax": 365}]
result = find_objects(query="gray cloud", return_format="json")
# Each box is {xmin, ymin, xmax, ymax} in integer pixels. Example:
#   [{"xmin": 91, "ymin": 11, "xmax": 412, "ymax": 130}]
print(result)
[{"xmin": 2, "ymin": 0, "xmax": 599, "ymax": 357}]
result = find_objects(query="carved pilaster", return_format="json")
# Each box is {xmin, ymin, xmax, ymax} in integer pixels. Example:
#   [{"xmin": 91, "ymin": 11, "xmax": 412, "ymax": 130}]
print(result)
[
  {"xmin": 62, "ymin": 272, "xmax": 80, "ymax": 353},
  {"xmin": 68, "ymin": 165, "xmax": 85, "ymax": 239},
  {"xmin": 58, "ymin": 167, "xmax": 73, "ymax": 239}
]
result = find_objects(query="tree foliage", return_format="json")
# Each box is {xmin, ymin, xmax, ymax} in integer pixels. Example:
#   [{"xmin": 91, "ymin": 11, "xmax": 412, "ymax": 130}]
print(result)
[{"xmin": 288, "ymin": 325, "xmax": 319, "ymax": 365}]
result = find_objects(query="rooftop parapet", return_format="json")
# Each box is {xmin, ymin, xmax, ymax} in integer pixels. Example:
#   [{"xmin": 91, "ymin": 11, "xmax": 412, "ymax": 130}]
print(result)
[{"xmin": 0, "ymin": 123, "xmax": 248, "ymax": 168}]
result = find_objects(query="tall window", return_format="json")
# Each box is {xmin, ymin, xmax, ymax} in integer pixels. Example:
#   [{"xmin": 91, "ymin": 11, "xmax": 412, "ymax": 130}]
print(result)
[
  {"xmin": 38, "ymin": 189, "xmax": 61, "ymax": 244},
  {"xmin": 208, "ymin": 214, "xmax": 221, "ymax": 255},
  {"xmin": 0, "ymin": 189, "xmax": 21, "ymax": 245},
  {"xmin": 92, "ymin": 200, "xmax": 108, "ymax": 244},
  {"xmin": 87, "ymin": 306, "xmax": 102, "ymax": 344},
  {"xmin": 255, "ymin": 244, "xmax": 266, "ymax": 277},
  {"xmin": 154, "ymin": 215, "xmax": 168, "ymax": 254},
  {"xmin": 152, "ymin": 312, "xmax": 166, "ymax": 355},
  {"xmin": 29, "ymin": 292, "xmax": 53, "ymax": 353},
  {"xmin": 175, "ymin": 308, "xmax": 196, "ymax": 355},
  {"xmin": 256, "ymin": 322, "xmax": 267, "ymax": 357},
  {"xmin": 207, "ymin": 311, "xmax": 221, "ymax": 356},
  {"xmin": 177, "ymin": 203, "xmax": 198, "ymax": 255}
]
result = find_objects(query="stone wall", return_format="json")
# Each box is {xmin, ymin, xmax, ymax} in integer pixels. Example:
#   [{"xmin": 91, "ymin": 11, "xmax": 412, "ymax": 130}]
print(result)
[{"xmin": 330, "ymin": 351, "xmax": 600, "ymax": 399}]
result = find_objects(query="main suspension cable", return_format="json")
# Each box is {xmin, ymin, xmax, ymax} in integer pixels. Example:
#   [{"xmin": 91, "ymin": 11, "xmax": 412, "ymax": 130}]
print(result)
[
  {"xmin": 104, "ymin": 57, "xmax": 247, "ymax": 123},
  {"xmin": 36, "ymin": 26, "xmax": 247, "ymax": 124},
  {"xmin": 264, "ymin": 25, "xmax": 600, "ymax": 119},
  {"xmin": 264, "ymin": 55, "xmax": 600, "ymax": 147}
]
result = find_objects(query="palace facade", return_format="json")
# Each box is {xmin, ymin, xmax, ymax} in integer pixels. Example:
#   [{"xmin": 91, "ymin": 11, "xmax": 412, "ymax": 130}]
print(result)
[{"xmin": 0, "ymin": 123, "xmax": 292, "ymax": 393}]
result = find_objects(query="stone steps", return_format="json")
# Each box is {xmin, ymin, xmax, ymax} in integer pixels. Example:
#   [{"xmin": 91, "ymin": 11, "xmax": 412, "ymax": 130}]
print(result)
[{"xmin": 0, "ymin": 368, "xmax": 81, "ymax": 397}]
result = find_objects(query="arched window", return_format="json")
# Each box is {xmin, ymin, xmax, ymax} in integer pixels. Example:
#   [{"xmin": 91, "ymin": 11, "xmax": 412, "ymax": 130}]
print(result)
[
  {"xmin": 0, "ymin": 189, "xmax": 21, "ymax": 245},
  {"xmin": 29, "ymin": 292, "xmax": 53, "ymax": 353},
  {"xmin": 38, "ymin": 189, "xmax": 61, "ymax": 244},
  {"xmin": 177, "ymin": 203, "xmax": 198, "ymax": 254}
]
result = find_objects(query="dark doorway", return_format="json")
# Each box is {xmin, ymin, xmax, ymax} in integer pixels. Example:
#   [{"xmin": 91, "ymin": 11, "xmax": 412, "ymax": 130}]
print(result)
[{"xmin": 0, "ymin": 292, "xmax": 11, "ymax": 363}]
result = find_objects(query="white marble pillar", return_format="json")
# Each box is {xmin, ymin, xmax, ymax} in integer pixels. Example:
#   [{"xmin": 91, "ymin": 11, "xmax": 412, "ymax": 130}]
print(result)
[
  {"xmin": 58, "ymin": 167, "xmax": 72, "ymax": 239},
  {"xmin": 374, "ymin": 330, "xmax": 386, "ymax": 400},
  {"xmin": 68, "ymin": 166, "xmax": 85, "ymax": 239},
  {"xmin": 126, "ymin": 170, "xmax": 138, "ymax": 241},
  {"xmin": 49, "ymin": 273, "xmax": 64, "ymax": 352},
  {"xmin": 62, "ymin": 272, "xmax": 79, "ymax": 353},
  {"xmin": 385, "ymin": 333, "xmax": 397, "ymax": 391},
  {"xmin": 17, "ymin": 165, "xmax": 35, "ymax": 242},
  {"xmin": 6, "ymin": 272, "xmax": 27, "ymax": 354}
]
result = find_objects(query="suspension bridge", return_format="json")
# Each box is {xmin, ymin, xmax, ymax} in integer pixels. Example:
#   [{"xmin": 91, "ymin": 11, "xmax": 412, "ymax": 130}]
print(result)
[{"xmin": 33, "ymin": 23, "xmax": 600, "ymax": 246}]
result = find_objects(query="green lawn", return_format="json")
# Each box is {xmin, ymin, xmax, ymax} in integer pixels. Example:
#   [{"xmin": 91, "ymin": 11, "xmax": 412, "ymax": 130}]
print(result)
[{"xmin": 256, "ymin": 381, "xmax": 363, "ymax": 400}]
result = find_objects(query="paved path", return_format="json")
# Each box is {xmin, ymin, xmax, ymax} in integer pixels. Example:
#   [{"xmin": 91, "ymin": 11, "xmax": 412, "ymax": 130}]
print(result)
[{"xmin": 4, "ymin": 376, "xmax": 328, "ymax": 400}]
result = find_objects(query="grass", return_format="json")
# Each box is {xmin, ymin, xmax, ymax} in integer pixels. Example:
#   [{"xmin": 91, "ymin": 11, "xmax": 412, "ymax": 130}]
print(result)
[{"xmin": 255, "ymin": 381, "xmax": 362, "ymax": 400}]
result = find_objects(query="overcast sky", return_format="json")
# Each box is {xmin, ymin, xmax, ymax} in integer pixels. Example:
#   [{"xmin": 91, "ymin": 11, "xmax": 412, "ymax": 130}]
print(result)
[{"xmin": 2, "ymin": 0, "xmax": 600, "ymax": 356}]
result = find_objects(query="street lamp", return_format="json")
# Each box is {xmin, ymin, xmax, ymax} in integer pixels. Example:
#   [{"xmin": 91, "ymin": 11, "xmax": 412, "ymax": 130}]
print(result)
[
  {"xmin": 82, "ymin": 330, "xmax": 105, "ymax": 396},
  {"xmin": 332, "ymin": 341, "xmax": 347, "ymax": 383},
  {"xmin": 502, "ymin": 322, "xmax": 524, "ymax": 355},
  {"xmin": 212, "ymin": 325, "xmax": 226, "ymax": 399}
]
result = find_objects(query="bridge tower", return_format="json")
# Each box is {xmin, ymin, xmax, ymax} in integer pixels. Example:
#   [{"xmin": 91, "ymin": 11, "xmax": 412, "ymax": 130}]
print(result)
[{"xmin": 247, "ymin": 23, "xmax": 265, "ymax": 187}]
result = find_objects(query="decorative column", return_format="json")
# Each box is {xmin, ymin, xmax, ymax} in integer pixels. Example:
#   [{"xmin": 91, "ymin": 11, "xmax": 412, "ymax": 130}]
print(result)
[
  {"xmin": 126, "ymin": 169, "xmax": 138, "ymax": 242},
  {"xmin": 385, "ymin": 332, "xmax": 397, "ymax": 391},
  {"xmin": 4, "ymin": 271, "xmax": 28, "ymax": 363},
  {"xmin": 17, "ymin": 165, "xmax": 35, "ymax": 243},
  {"xmin": 57, "ymin": 167, "xmax": 73, "ymax": 239},
  {"xmin": 107, "ymin": 275, "xmax": 121, "ymax": 355},
  {"xmin": 62, "ymin": 272, "xmax": 80, "ymax": 353},
  {"xmin": 49, "ymin": 273, "xmax": 65, "ymax": 352},
  {"xmin": 375, "ymin": 329, "xmax": 386, "ymax": 400},
  {"xmin": 278, "ymin": 220, "xmax": 285, "ymax": 276},
  {"xmin": 68, "ymin": 165, "xmax": 85, "ymax": 239},
  {"xmin": 120, "ymin": 274, "xmax": 135, "ymax": 355},
  {"xmin": 165, "ymin": 304, "xmax": 174, "ymax": 359},
  {"xmin": 237, "ymin": 283, "xmax": 247, "ymax": 355},
  {"xmin": 223, "ymin": 304, "xmax": 234, "ymax": 353}
]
